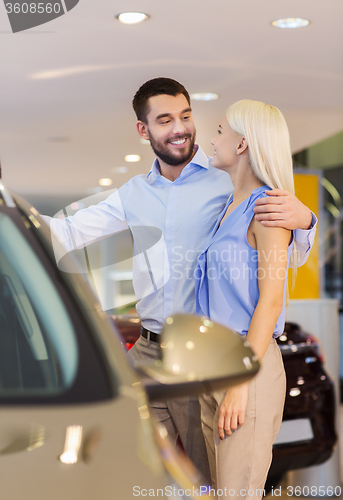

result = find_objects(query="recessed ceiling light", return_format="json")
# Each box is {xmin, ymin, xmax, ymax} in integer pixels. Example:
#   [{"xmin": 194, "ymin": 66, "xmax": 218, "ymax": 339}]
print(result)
[
  {"xmin": 190, "ymin": 92, "xmax": 219, "ymax": 102},
  {"xmin": 99, "ymin": 178, "xmax": 113, "ymax": 186},
  {"xmin": 125, "ymin": 154, "xmax": 141, "ymax": 162},
  {"xmin": 271, "ymin": 18, "xmax": 310, "ymax": 29},
  {"xmin": 111, "ymin": 166, "xmax": 128, "ymax": 174},
  {"xmin": 116, "ymin": 12, "xmax": 149, "ymax": 25}
]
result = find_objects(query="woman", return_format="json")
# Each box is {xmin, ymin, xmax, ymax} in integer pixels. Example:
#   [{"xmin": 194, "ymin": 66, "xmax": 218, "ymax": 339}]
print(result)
[{"xmin": 195, "ymin": 100, "xmax": 297, "ymax": 499}]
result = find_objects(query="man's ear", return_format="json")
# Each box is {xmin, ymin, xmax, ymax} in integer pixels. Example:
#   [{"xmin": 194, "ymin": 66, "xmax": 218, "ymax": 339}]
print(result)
[
  {"xmin": 136, "ymin": 121, "xmax": 149, "ymax": 140},
  {"xmin": 237, "ymin": 137, "xmax": 248, "ymax": 155}
]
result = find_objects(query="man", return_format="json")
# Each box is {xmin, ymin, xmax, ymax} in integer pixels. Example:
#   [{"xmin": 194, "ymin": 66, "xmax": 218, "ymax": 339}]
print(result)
[{"xmin": 45, "ymin": 78, "xmax": 316, "ymax": 483}]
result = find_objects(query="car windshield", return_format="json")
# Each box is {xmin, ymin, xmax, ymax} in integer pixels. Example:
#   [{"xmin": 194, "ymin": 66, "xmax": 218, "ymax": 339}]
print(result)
[{"xmin": 0, "ymin": 213, "xmax": 78, "ymax": 397}]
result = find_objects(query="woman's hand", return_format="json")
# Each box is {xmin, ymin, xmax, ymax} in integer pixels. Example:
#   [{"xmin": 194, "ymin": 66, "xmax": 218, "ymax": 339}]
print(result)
[{"xmin": 218, "ymin": 382, "xmax": 249, "ymax": 439}]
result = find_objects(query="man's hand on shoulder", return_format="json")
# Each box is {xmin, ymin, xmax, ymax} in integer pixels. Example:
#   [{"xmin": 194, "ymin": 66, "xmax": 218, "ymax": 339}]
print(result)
[{"xmin": 253, "ymin": 189, "xmax": 312, "ymax": 230}]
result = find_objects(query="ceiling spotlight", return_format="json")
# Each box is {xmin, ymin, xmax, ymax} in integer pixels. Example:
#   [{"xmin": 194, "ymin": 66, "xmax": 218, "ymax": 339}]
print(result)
[
  {"xmin": 125, "ymin": 154, "xmax": 141, "ymax": 162},
  {"xmin": 116, "ymin": 12, "xmax": 149, "ymax": 25},
  {"xmin": 271, "ymin": 18, "xmax": 310, "ymax": 29},
  {"xmin": 99, "ymin": 178, "xmax": 113, "ymax": 187},
  {"xmin": 190, "ymin": 92, "xmax": 219, "ymax": 102}
]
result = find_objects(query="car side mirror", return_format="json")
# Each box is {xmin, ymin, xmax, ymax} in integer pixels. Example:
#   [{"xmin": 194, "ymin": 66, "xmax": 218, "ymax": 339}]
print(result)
[{"xmin": 139, "ymin": 314, "xmax": 259, "ymax": 401}]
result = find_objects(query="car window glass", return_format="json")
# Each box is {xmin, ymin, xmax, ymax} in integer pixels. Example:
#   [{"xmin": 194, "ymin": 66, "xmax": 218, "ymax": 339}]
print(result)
[{"xmin": 0, "ymin": 213, "xmax": 78, "ymax": 397}]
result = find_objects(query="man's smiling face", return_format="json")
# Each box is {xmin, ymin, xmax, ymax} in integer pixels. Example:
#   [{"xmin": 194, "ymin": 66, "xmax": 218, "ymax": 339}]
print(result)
[{"xmin": 141, "ymin": 93, "xmax": 196, "ymax": 167}]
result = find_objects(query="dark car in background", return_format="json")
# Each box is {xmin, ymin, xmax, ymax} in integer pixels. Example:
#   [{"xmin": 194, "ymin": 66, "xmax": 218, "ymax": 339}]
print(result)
[
  {"xmin": 113, "ymin": 315, "xmax": 337, "ymax": 490},
  {"xmin": 267, "ymin": 322, "xmax": 337, "ymax": 489}
]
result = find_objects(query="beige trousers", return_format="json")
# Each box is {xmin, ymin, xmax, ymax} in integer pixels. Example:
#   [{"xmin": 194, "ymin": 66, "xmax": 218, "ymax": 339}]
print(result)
[{"xmin": 200, "ymin": 338, "xmax": 286, "ymax": 500}]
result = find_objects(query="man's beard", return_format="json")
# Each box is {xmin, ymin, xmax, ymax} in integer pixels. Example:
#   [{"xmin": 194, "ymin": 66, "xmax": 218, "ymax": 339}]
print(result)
[{"xmin": 148, "ymin": 131, "xmax": 196, "ymax": 167}]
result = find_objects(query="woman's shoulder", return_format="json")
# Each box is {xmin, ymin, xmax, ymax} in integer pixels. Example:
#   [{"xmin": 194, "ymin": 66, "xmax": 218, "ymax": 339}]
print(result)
[
  {"xmin": 251, "ymin": 211, "xmax": 291, "ymax": 247},
  {"xmin": 251, "ymin": 185, "xmax": 271, "ymax": 200},
  {"xmin": 243, "ymin": 185, "xmax": 271, "ymax": 214}
]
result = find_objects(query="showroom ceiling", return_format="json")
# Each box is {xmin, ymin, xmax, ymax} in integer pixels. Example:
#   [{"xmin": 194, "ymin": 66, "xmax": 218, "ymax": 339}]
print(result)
[{"xmin": 0, "ymin": 0, "xmax": 342, "ymax": 209}]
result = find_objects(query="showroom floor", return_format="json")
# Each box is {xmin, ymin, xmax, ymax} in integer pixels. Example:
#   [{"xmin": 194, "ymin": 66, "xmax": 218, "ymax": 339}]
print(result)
[{"xmin": 265, "ymin": 406, "xmax": 343, "ymax": 499}]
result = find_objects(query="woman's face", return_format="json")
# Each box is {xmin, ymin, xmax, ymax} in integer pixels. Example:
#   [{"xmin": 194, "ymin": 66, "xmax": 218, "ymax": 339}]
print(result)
[{"xmin": 211, "ymin": 117, "xmax": 243, "ymax": 171}]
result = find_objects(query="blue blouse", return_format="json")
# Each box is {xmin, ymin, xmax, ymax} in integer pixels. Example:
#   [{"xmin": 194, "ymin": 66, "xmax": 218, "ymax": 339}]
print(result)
[{"xmin": 195, "ymin": 185, "xmax": 293, "ymax": 338}]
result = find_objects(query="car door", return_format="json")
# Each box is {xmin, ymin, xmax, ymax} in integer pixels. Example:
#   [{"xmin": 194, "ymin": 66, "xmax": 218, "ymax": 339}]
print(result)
[{"xmin": 0, "ymin": 206, "xmax": 170, "ymax": 499}]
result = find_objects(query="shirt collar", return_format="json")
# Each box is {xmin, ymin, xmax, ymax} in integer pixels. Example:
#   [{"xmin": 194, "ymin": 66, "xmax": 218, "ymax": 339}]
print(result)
[{"xmin": 146, "ymin": 145, "xmax": 210, "ymax": 182}]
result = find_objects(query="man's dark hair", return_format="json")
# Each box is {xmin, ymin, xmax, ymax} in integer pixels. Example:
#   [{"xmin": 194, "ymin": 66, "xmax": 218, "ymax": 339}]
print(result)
[{"xmin": 132, "ymin": 77, "xmax": 190, "ymax": 122}]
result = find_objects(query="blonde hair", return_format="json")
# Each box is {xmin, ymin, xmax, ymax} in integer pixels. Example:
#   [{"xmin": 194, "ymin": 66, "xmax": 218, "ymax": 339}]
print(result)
[
  {"xmin": 226, "ymin": 99, "xmax": 298, "ymax": 270},
  {"xmin": 226, "ymin": 99, "xmax": 295, "ymax": 195}
]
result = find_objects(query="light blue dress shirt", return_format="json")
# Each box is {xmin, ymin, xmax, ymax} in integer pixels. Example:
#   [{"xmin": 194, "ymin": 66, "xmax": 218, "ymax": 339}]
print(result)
[
  {"xmin": 45, "ymin": 146, "xmax": 316, "ymax": 334},
  {"xmin": 195, "ymin": 186, "xmax": 293, "ymax": 337}
]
